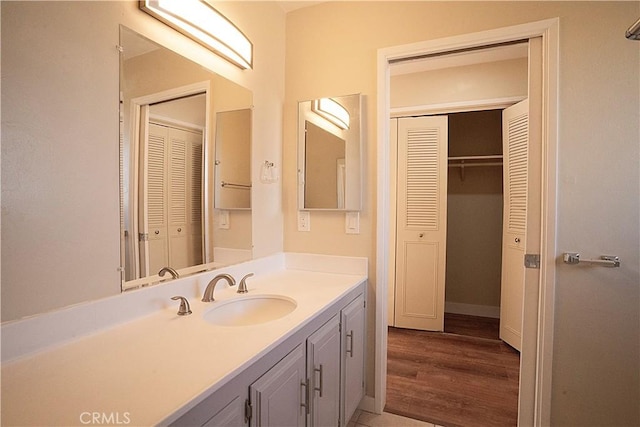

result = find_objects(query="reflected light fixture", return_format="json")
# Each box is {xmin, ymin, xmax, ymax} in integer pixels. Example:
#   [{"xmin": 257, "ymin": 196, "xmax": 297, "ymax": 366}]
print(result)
[
  {"xmin": 626, "ymin": 17, "xmax": 640, "ymax": 40},
  {"xmin": 312, "ymin": 98, "xmax": 350, "ymax": 130},
  {"xmin": 139, "ymin": 0, "xmax": 253, "ymax": 69}
]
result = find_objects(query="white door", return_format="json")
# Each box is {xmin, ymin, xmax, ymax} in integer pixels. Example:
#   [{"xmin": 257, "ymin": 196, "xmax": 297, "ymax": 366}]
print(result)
[
  {"xmin": 166, "ymin": 126, "xmax": 203, "ymax": 269},
  {"xmin": 500, "ymin": 99, "xmax": 529, "ymax": 351},
  {"xmin": 141, "ymin": 122, "xmax": 203, "ymax": 275},
  {"xmin": 394, "ymin": 116, "xmax": 448, "ymax": 331}
]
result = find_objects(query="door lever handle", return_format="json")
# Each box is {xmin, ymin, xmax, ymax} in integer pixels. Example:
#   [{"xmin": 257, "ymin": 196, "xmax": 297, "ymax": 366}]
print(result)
[{"xmin": 563, "ymin": 253, "xmax": 620, "ymax": 268}]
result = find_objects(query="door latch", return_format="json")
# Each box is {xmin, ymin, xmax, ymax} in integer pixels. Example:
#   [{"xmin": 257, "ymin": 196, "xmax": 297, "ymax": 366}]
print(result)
[{"xmin": 524, "ymin": 254, "xmax": 540, "ymax": 269}]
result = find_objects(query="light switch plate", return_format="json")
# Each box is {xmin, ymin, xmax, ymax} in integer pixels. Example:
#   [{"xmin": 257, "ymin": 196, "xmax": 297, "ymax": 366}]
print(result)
[
  {"xmin": 218, "ymin": 210, "xmax": 230, "ymax": 229},
  {"xmin": 345, "ymin": 212, "xmax": 360, "ymax": 234},
  {"xmin": 298, "ymin": 211, "xmax": 310, "ymax": 232}
]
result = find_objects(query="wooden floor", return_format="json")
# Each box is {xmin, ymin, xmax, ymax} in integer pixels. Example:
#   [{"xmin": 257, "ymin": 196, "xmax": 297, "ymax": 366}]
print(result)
[{"xmin": 385, "ymin": 314, "xmax": 520, "ymax": 427}]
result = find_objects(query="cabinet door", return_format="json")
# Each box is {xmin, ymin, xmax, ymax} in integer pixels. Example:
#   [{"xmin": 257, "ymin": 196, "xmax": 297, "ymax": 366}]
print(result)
[
  {"xmin": 250, "ymin": 344, "xmax": 306, "ymax": 427},
  {"xmin": 307, "ymin": 315, "xmax": 341, "ymax": 427},
  {"xmin": 341, "ymin": 295, "xmax": 365, "ymax": 424},
  {"xmin": 202, "ymin": 395, "xmax": 245, "ymax": 427}
]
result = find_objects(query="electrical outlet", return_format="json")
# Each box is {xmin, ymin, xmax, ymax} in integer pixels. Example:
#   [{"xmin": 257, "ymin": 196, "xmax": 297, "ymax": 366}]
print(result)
[{"xmin": 298, "ymin": 211, "xmax": 310, "ymax": 232}]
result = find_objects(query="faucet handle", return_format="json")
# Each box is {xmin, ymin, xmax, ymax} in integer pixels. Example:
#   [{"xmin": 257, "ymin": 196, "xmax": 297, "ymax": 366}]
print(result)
[
  {"xmin": 171, "ymin": 296, "xmax": 192, "ymax": 316},
  {"xmin": 237, "ymin": 273, "xmax": 254, "ymax": 294}
]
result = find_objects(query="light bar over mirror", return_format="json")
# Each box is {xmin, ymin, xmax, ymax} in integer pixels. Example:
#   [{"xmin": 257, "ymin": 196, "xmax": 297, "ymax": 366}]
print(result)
[
  {"xmin": 139, "ymin": 0, "xmax": 253, "ymax": 69},
  {"xmin": 626, "ymin": 17, "xmax": 640, "ymax": 40},
  {"xmin": 312, "ymin": 97, "xmax": 350, "ymax": 130}
]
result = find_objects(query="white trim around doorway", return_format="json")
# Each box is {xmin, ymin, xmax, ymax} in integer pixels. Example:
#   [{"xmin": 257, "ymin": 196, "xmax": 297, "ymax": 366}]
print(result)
[{"xmin": 374, "ymin": 18, "xmax": 558, "ymax": 426}]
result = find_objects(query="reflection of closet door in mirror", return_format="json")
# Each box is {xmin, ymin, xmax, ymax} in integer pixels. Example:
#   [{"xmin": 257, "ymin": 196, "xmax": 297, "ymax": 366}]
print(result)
[{"xmin": 145, "ymin": 122, "xmax": 203, "ymax": 273}]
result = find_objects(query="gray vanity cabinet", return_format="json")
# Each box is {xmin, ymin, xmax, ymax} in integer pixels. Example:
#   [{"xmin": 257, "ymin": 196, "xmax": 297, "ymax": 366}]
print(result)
[{"xmin": 169, "ymin": 285, "xmax": 366, "ymax": 427}]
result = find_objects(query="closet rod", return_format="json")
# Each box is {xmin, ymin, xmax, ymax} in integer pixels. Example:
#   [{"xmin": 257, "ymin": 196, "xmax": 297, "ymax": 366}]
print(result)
[
  {"xmin": 448, "ymin": 162, "xmax": 502, "ymax": 168},
  {"xmin": 448, "ymin": 155, "xmax": 503, "ymax": 161}
]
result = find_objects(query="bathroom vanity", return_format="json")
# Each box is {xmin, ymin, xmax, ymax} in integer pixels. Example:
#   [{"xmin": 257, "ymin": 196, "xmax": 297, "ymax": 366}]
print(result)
[{"xmin": 1, "ymin": 253, "xmax": 367, "ymax": 426}]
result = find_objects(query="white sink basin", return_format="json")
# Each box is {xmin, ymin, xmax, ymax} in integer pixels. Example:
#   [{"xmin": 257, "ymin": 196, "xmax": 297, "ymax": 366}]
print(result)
[{"xmin": 203, "ymin": 295, "xmax": 297, "ymax": 326}]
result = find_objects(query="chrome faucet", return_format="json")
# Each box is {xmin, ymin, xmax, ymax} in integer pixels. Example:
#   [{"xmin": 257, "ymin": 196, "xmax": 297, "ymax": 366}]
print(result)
[
  {"xmin": 237, "ymin": 273, "xmax": 254, "ymax": 294},
  {"xmin": 170, "ymin": 296, "xmax": 192, "ymax": 316},
  {"xmin": 202, "ymin": 273, "xmax": 236, "ymax": 302},
  {"xmin": 158, "ymin": 266, "xmax": 179, "ymax": 279}
]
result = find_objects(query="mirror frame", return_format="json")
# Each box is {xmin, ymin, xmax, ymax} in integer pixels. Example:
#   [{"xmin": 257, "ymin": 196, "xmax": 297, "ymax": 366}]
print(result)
[{"xmin": 297, "ymin": 94, "xmax": 363, "ymax": 211}]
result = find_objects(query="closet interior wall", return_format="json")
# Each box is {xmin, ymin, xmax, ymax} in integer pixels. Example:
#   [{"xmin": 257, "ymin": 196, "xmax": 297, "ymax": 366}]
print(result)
[{"xmin": 445, "ymin": 110, "xmax": 504, "ymax": 318}]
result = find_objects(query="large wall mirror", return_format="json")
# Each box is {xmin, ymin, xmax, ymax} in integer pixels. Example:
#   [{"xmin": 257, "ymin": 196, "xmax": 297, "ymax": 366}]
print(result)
[
  {"xmin": 297, "ymin": 94, "xmax": 362, "ymax": 211},
  {"xmin": 120, "ymin": 27, "xmax": 252, "ymax": 290}
]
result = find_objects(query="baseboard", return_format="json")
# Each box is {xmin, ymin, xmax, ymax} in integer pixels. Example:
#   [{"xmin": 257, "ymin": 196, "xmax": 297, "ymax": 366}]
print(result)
[
  {"xmin": 445, "ymin": 302, "xmax": 500, "ymax": 319},
  {"xmin": 358, "ymin": 395, "xmax": 377, "ymax": 414}
]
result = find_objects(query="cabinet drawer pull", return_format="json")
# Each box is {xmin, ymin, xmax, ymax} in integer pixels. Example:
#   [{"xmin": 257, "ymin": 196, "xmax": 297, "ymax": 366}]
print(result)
[
  {"xmin": 314, "ymin": 364, "xmax": 323, "ymax": 397},
  {"xmin": 347, "ymin": 331, "xmax": 354, "ymax": 357},
  {"xmin": 300, "ymin": 379, "xmax": 310, "ymax": 415}
]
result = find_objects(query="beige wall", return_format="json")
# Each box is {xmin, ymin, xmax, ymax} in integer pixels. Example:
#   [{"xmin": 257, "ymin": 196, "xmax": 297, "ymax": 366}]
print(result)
[
  {"xmin": 1, "ymin": 0, "xmax": 285, "ymax": 321},
  {"xmin": 392, "ymin": 58, "xmax": 528, "ymax": 108},
  {"xmin": 284, "ymin": 2, "xmax": 639, "ymax": 425}
]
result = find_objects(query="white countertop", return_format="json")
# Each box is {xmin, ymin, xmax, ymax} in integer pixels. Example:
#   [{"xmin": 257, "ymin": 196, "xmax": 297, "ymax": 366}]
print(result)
[{"xmin": 1, "ymin": 255, "xmax": 367, "ymax": 426}]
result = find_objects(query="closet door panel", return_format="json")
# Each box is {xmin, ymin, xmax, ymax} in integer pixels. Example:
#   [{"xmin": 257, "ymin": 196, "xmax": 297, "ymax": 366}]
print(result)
[
  {"xmin": 145, "ymin": 123, "xmax": 169, "ymax": 275},
  {"xmin": 395, "ymin": 116, "xmax": 448, "ymax": 331},
  {"xmin": 500, "ymin": 99, "xmax": 529, "ymax": 351}
]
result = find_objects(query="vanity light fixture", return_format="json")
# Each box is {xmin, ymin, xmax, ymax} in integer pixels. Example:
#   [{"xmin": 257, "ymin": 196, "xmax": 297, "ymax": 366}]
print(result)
[
  {"xmin": 312, "ymin": 97, "xmax": 350, "ymax": 130},
  {"xmin": 139, "ymin": 0, "xmax": 253, "ymax": 69},
  {"xmin": 626, "ymin": 17, "xmax": 640, "ymax": 40}
]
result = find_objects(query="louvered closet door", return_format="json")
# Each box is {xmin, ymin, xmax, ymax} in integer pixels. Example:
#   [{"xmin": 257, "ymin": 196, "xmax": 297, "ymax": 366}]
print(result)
[
  {"xmin": 500, "ymin": 99, "xmax": 529, "ymax": 351},
  {"xmin": 189, "ymin": 139, "xmax": 203, "ymax": 267},
  {"xmin": 146, "ymin": 123, "xmax": 169, "ymax": 275},
  {"xmin": 167, "ymin": 127, "xmax": 203, "ymax": 270},
  {"xmin": 395, "ymin": 116, "xmax": 448, "ymax": 331}
]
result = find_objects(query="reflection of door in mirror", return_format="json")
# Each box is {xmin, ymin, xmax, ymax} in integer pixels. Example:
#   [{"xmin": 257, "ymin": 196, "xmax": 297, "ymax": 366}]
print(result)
[
  {"xmin": 304, "ymin": 121, "xmax": 346, "ymax": 209},
  {"xmin": 143, "ymin": 98, "xmax": 205, "ymax": 275},
  {"xmin": 136, "ymin": 95, "xmax": 206, "ymax": 279}
]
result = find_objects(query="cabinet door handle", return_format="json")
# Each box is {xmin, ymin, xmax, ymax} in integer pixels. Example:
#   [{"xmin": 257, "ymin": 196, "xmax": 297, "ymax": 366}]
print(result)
[
  {"xmin": 314, "ymin": 364, "xmax": 323, "ymax": 397},
  {"xmin": 347, "ymin": 331, "xmax": 354, "ymax": 358},
  {"xmin": 300, "ymin": 379, "xmax": 310, "ymax": 415}
]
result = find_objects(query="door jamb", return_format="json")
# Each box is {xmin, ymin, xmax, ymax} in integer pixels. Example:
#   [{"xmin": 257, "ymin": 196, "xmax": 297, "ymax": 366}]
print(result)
[{"xmin": 374, "ymin": 19, "xmax": 558, "ymax": 426}]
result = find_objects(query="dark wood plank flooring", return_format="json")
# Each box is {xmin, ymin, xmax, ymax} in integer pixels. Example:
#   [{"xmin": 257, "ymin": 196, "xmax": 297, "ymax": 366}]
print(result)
[
  {"xmin": 444, "ymin": 313, "xmax": 500, "ymax": 340},
  {"xmin": 385, "ymin": 314, "xmax": 520, "ymax": 427}
]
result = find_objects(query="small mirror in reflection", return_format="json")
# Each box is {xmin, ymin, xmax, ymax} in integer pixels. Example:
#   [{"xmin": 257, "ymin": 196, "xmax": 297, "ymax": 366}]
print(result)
[{"xmin": 297, "ymin": 94, "xmax": 362, "ymax": 211}]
